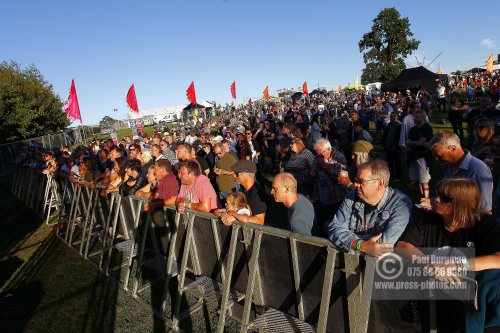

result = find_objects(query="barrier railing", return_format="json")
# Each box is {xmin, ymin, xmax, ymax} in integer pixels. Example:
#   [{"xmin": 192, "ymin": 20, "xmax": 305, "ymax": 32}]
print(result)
[{"xmin": 10, "ymin": 166, "xmax": 376, "ymax": 333}]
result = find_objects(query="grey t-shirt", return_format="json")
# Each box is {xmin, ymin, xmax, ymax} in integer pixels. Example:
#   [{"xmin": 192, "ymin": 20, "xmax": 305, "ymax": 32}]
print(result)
[{"xmin": 288, "ymin": 194, "xmax": 315, "ymax": 236}]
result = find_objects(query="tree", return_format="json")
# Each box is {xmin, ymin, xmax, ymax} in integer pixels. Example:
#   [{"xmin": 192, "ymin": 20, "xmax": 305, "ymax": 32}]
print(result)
[
  {"xmin": 99, "ymin": 116, "xmax": 120, "ymax": 128},
  {"xmin": 0, "ymin": 61, "xmax": 70, "ymax": 143},
  {"xmin": 359, "ymin": 7, "xmax": 420, "ymax": 84}
]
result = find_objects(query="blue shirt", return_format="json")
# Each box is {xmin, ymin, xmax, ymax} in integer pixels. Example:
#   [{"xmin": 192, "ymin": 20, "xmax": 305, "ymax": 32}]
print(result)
[
  {"xmin": 443, "ymin": 151, "xmax": 493, "ymax": 210},
  {"xmin": 327, "ymin": 187, "xmax": 412, "ymax": 253},
  {"xmin": 288, "ymin": 194, "xmax": 315, "ymax": 236}
]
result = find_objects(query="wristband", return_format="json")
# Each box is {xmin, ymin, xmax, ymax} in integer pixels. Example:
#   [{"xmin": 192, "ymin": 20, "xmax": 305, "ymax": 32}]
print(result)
[
  {"xmin": 346, "ymin": 182, "xmax": 353, "ymax": 188},
  {"xmin": 355, "ymin": 239, "xmax": 364, "ymax": 252}
]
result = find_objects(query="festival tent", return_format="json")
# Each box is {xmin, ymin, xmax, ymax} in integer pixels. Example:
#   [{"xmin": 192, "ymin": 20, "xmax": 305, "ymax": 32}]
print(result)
[
  {"xmin": 183, "ymin": 101, "xmax": 213, "ymax": 111},
  {"xmin": 128, "ymin": 105, "xmax": 185, "ymax": 121},
  {"xmin": 467, "ymin": 64, "xmax": 500, "ymax": 73},
  {"xmin": 382, "ymin": 66, "xmax": 444, "ymax": 92},
  {"xmin": 309, "ymin": 89, "xmax": 327, "ymax": 96},
  {"xmin": 291, "ymin": 91, "xmax": 304, "ymax": 100}
]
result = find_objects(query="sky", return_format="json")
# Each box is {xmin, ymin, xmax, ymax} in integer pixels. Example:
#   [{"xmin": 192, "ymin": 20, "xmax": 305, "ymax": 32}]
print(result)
[{"xmin": 2, "ymin": 0, "xmax": 498, "ymax": 125}]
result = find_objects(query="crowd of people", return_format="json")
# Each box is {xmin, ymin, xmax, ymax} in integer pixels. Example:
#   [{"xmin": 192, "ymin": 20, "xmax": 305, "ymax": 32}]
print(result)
[{"xmin": 15, "ymin": 72, "xmax": 500, "ymax": 331}]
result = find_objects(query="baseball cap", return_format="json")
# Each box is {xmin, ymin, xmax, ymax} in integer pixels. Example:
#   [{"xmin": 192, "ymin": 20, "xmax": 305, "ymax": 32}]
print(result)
[{"xmin": 230, "ymin": 160, "xmax": 257, "ymax": 174}]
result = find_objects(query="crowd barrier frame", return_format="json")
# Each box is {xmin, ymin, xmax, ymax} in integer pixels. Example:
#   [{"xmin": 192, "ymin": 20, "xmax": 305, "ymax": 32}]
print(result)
[{"xmin": 10, "ymin": 166, "xmax": 430, "ymax": 333}]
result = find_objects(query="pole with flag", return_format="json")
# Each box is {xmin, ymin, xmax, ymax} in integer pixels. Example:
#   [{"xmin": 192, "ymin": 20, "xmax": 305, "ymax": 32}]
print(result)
[
  {"xmin": 126, "ymin": 84, "xmax": 139, "ymax": 113},
  {"xmin": 64, "ymin": 79, "xmax": 83, "ymax": 145},
  {"xmin": 486, "ymin": 53, "xmax": 494, "ymax": 74},
  {"xmin": 302, "ymin": 81, "xmax": 309, "ymax": 97},
  {"xmin": 64, "ymin": 79, "xmax": 82, "ymax": 123},
  {"xmin": 186, "ymin": 81, "xmax": 197, "ymax": 123},
  {"xmin": 186, "ymin": 81, "xmax": 197, "ymax": 105},
  {"xmin": 263, "ymin": 86, "xmax": 270, "ymax": 101},
  {"xmin": 230, "ymin": 81, "xmax": 236, "ymax": 105},
  {"xmin": 354, "ymin": 76, "xmax": 360, "ymax": 90}
]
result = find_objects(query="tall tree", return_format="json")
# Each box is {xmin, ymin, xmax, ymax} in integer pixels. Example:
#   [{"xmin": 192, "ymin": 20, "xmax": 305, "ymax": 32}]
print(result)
[
  {"xmin": 99, "ymin": 116, "xmax": 119, "ymax": 128},
  {"xmin": 359, "ymin": 7, "xmax": 420, "ymax": 84},
  {"xmin": 0, "ymin": 61, "xmax": 70, "ymax": 142}
]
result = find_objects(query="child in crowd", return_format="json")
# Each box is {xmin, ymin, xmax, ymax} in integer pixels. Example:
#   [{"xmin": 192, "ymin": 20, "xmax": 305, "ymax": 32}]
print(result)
[{"xmin": 224, "ymin": 192, "xmax": 251, "ymax": 216}]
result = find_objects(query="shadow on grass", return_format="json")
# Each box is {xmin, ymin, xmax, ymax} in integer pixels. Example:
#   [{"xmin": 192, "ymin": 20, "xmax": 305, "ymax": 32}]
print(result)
[
  {"xmin": 0, "ymin": 178, "xmax": 45, "ymax": 259},
  {"xmin": 0, "ymin": 233, "xmax": 121, "ymax": 333}
]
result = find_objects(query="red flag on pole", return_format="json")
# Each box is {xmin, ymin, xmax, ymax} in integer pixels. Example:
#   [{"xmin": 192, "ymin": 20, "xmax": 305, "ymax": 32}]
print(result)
[
  {"xmin": 186, "ymin": 81, "xmax": 197, "ymax": 105},
  {"xmin": 126, "ymin": 84, "xmax": 139, "ymax": 112},
  {"xmin": 263, "ymin": 86, "xmax": 269, "ymax": 101},
  {"xmin": 64, "ymin": 79, "xmax": 82, "ymax": 123},
  {"xmin": 248, "ymin": 98, "xmax": 252, "ymax": 106},
  {"xmin": 303, "ymin": 81, "xmax": 309, "ymax": 97},
  {"xmin": 230, "ymin": 81, "xmax": 236, "ymax": 99}
]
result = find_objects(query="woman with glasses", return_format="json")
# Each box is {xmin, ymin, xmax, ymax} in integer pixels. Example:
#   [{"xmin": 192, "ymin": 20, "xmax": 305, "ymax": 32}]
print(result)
[{"xmin": 396, "ymin": 178, "xmax": 500, "ymax": 332}]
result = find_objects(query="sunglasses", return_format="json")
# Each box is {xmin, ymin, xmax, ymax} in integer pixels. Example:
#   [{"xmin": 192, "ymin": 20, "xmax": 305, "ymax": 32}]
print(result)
[
  {"xmin": 436, "ymin": 191, "xmax": 454, "ymax": 204},
  {"xmin": 354, "ymin": 177, "xmax": 379, "ymax": 185}
]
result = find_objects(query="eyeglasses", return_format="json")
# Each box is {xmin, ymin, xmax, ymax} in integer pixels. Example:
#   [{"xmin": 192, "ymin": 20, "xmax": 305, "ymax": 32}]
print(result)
[
  {"xmin": 320, "ymin": 147, "xmax": 332, "ymax": 154},
  {"xmin": 354, "ymin": 177, "xmax": 379, "ymax": 185},
  {"xmin": 436, "ymin": 191, "xmax": 454, "ymax": 204}
]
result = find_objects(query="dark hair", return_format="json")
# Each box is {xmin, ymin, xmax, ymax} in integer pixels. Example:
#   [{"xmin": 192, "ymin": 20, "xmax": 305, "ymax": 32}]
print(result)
[
  {"xmin": 129, "ymin": 143, "xmax": 141, "ymax": 152},
  {"xmin": 111, "ymin": 146, "xmax": 125, "ymax": 157},
  {"xmin": 126, "ymin": 159, "xmax": 142, "ymax": 173},
  {"xmin": 115, "ymin": 157, "xmax": 128, "ymax": 177},
  {"xmin": 155, "ymin": 159, "xmax": 171, "ymax": 172},
  {"xmin": 180, "ymin": 160, "xmax": 201, "ymax": 176}
]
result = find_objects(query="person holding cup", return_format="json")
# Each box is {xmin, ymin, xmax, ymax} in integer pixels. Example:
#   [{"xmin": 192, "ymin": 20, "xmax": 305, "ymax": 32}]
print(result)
[{"xmin": 176, "ymin": 160, "xmax": 219, "ymax": 214}]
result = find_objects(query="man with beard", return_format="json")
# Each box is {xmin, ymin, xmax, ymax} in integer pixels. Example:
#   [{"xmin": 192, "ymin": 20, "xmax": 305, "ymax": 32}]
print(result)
[{"xmin": 327, "ymin": 160, "xmax": 412, "ymax": 256}]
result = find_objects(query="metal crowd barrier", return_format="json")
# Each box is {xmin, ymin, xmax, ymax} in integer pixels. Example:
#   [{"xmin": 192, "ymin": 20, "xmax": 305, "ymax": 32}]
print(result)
[{"xmin": 9, "ymin": 166, "xmax": 376, "ymax": 333}]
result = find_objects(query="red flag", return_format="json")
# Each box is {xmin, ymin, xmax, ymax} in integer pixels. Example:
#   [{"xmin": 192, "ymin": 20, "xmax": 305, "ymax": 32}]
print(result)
[
  {"xmin": 263, "ymin": 86, "xmax": 269, "ymax": 101},
  {"xmin": 64, "ymin": 79, "xmax": 82, "ymax": 123},
  {"xmin": 248, "ymin": 98, "xmax": 252, "ymax": 105},
  {"xmin": 230, "ymin": 81, "xmax": 236, "ymax": 99},
  {"xmin": 303, "ymin": 81, "xmax": 309, "ymax": 96},
  {"xmin": 126, "ymin": 84, "xmax": 139, "ymax": 112},
  {"xmin": 186, "ymin": 81, "xmax": 197, "ymax": 105}
]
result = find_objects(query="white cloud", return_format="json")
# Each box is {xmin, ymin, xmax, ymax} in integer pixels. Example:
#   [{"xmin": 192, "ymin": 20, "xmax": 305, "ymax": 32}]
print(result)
[{"xmin": 481, "ymin": 38, "xmax": 497, "ymax": 49}]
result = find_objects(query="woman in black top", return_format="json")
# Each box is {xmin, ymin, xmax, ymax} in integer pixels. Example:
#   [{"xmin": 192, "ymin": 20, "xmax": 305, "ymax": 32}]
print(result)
[
  {"xmin": 119, "ymin": 159, "xmax": 148, "ymax": 197},
  {"xmin": 397, "ymin": 178, "xmax": 500, "ymax": 332}
]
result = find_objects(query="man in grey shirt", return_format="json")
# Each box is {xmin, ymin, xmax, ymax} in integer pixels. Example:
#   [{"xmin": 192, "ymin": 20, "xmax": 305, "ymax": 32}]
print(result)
[{"xmin": 271, "ymin": 173, "xmax": 315, "ymax": 236}]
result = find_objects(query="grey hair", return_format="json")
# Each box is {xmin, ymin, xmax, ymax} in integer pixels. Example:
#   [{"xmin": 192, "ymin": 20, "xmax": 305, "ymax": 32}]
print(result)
[
  {"xmin": 429, "ymin": 131, "xmax": 462, "ymax": 150},
  {"xmin": 314, "ymin": 139, "xmax": 331, "ymax": 152},
  {"xmin": 358, "ymin": 159, "xmax": 390, "ymax": 187}
]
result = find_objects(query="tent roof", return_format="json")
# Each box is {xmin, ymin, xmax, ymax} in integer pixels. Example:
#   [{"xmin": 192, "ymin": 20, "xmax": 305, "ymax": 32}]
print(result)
[
  {"xmin": 382, "ymin": 66, "xmax": 442, "ymax": 92},
  {"xmin": 128, "ymin": 105, "xmax": 185, "ymax": 119}
]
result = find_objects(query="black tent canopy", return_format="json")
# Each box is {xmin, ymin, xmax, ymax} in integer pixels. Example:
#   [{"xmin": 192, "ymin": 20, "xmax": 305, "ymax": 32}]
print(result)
[{"xmin": 382, "ymin": 66, "xmax": 446, "ymax": 93}]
